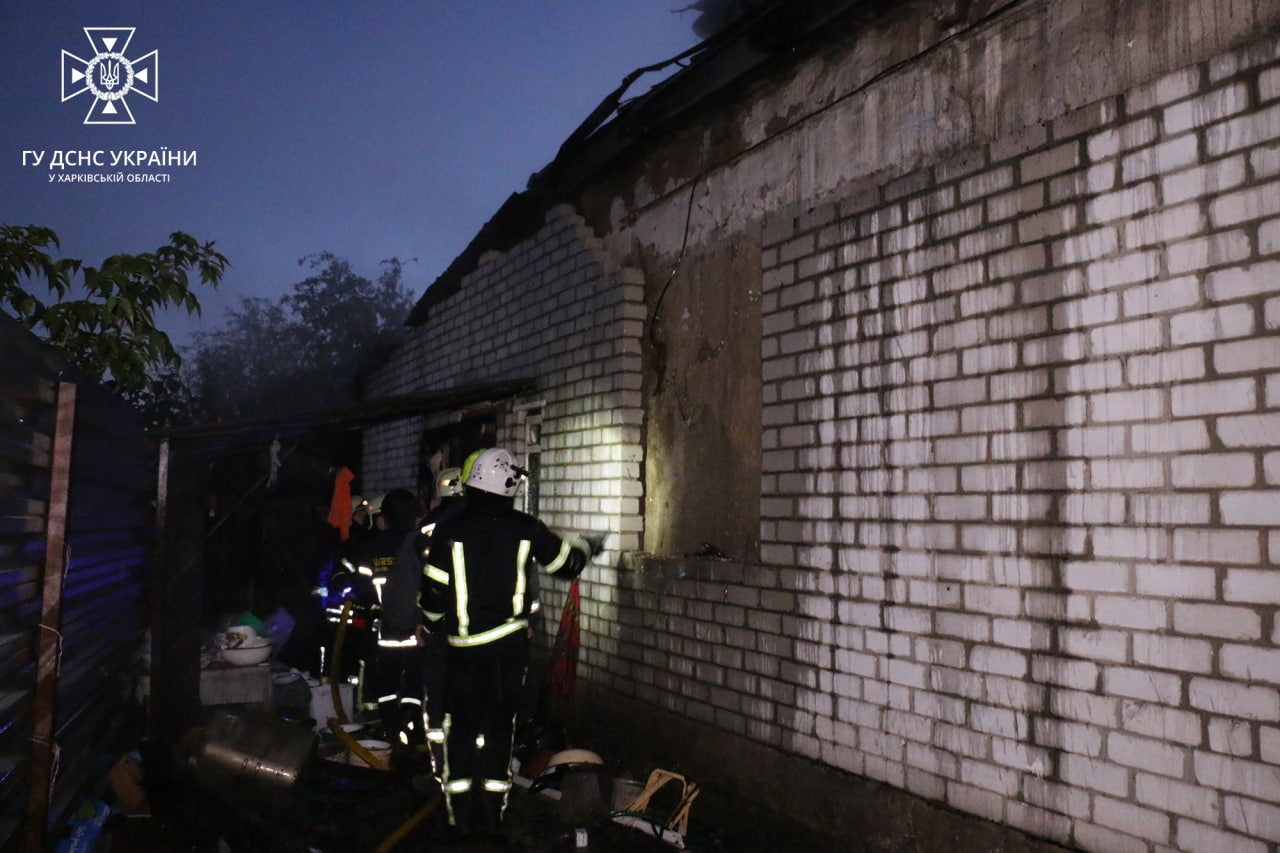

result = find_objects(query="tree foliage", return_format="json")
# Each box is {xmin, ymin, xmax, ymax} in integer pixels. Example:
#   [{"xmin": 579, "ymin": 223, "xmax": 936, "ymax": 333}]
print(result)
[
  {"xmin": 0, "ymin": 224, "xmax": 227, "ymax": 423},
  {"xmin": 188, "ymin": 253, "xmax": 415, "ymax": 422}
]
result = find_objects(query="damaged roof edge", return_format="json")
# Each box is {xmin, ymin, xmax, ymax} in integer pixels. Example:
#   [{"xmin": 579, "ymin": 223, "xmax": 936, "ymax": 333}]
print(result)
[
  {"xmin": 406, "ymin": 0, "xmax": 867, "ymax": 328},
  {"xmin": 154, "ymin": 377, "xmax": 538, "ymax": 452}
]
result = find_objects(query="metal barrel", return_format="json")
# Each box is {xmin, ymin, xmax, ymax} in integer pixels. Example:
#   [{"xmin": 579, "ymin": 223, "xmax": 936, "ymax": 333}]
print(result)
[{"xmin": 197, "ymin": 710, "xmax": 317, "ymax": 801}]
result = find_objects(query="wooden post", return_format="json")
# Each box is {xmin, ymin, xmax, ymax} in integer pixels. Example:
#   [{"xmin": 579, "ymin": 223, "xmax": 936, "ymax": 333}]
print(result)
[
  {"xmin": 24, "ymin": 381, "xmax": 76, "ymax": 853},
  {"xmin": 150, "ymin": 440, "xmax": 206, "ymax": 742}
]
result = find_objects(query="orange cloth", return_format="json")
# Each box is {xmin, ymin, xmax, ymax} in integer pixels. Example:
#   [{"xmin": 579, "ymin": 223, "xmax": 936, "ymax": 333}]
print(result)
[{"xmin": 328, "ymin": 466, "xmax": 355, "ymax": 541}]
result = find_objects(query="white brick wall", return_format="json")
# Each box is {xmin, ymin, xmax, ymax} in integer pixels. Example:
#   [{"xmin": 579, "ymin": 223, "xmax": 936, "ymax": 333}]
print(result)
[
  {"xmin": 364, "ymin": 204, "xmax": 646, "ymax": 628},
  {"xmin": 756, "ymin": 29, "xmax": 1280, "ymax": 853}
]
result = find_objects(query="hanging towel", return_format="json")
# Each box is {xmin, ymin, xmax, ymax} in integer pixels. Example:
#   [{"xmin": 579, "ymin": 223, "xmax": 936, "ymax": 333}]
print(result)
[{"xmin": 328, "ymin": 466, "xmax": 355, "ymax": 541}]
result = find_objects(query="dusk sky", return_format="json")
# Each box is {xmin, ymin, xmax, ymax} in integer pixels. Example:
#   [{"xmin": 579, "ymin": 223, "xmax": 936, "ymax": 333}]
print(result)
[{"xmin": 1, "ymin": 2, "xmax": 701, "ymax": 346}]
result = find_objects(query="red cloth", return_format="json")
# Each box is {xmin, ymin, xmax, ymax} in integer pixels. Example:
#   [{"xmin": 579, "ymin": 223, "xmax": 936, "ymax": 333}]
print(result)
[
  {"xmin": 328, "ymin": 467, "xmax": 355, "ymax": 541},
  {"xmin": 547, "ymin": 579, "xmax": 580, "ymax": 702}
]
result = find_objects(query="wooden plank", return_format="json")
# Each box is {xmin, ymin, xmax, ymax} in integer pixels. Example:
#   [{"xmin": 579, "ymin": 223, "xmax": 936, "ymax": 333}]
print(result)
[{"xmin": 23, "ymin": 382, "xmax": 75, "ymax": 853}]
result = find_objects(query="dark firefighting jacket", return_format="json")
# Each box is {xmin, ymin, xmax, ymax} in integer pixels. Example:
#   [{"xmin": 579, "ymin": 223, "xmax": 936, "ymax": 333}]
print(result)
[{"xmin": 423, "ymin": 496, "xmax": 587, "ymax": 648}]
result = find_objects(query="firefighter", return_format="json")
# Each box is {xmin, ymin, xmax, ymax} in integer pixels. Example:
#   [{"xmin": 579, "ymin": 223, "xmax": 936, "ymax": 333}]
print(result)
[
  {"xmin": 414, "ymin": 465, "xmax": 468, "ymax": 777},
  {"xmin": 422, "ymin": 448, "xmax": 601, "ymax": 835},
  {"xmin": 345, "ymin": 489, "xmax": 424, "ymax": 740},
  {"xmin": 323, "ymin": 493, "xmax": 383, "ymax": 705}
]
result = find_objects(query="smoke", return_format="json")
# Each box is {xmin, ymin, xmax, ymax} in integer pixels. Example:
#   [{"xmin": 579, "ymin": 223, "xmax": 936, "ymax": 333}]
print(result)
[{"xmin": 677, "ymin": 0, "xmax": 765, "ymax": 40}]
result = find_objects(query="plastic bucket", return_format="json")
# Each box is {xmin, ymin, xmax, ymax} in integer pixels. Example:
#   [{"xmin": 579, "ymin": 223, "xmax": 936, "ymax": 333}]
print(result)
[
  {"xmin": 309, "ymin": 681, "xmax": 354, "ymax": 730},
  {"xmin": 612, "ymin": 778, "xmax": 645, "ymax": 811}
]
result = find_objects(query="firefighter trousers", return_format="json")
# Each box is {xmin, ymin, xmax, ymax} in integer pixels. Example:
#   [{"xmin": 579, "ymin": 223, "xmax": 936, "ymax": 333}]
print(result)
[{"xmin": 441, "ymin": 632, "xmax": 527, "ymax": 831}]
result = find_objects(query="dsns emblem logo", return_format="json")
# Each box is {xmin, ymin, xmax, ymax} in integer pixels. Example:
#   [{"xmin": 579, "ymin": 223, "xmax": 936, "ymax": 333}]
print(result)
[{"xmin": 61, "ymin": 28, "xmax": 158, "ymax": 125}]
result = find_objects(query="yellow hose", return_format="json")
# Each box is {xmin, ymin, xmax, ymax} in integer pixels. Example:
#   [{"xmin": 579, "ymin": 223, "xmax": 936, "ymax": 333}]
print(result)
[
  {"xmin": 329, "ymin": 600, "xmax": 353, "ymax": 725},
  {"xmin": 326, "ymin": 717, "xmax": 388, "ymax": 771}
]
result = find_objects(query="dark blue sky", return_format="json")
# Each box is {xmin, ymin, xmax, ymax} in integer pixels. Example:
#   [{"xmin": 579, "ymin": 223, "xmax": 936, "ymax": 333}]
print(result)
[{"xmin": 1, "ymin": 2, "xmax": 699, "ymax": 344}]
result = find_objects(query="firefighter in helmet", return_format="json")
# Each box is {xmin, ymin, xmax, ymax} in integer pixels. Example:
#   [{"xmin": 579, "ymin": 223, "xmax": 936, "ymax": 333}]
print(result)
[{"xmin": 423, "ymin": 448, "xmax": 602, "ymax": 835}]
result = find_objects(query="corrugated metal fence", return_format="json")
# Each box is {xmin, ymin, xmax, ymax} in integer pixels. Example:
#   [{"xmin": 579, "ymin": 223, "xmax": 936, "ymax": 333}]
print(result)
[{"xmin": 0, "ymin": 314, "xmax": 156, "ymax": 851}]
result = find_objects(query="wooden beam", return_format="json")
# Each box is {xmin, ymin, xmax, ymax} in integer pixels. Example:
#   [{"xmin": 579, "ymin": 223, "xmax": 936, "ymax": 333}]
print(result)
[{"xmin": 24, "ymin": 381, "xmax": 76, "ymax": 853}]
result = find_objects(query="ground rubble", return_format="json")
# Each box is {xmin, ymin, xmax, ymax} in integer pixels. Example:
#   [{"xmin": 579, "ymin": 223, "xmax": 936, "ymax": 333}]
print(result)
[{"xmin": 64, "ymin": 699, "xmax": 847, "ymax": 853}]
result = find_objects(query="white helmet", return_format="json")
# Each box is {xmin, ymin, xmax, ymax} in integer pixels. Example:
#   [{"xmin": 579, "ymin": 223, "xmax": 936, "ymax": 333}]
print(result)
[
  {"xmin": 465, "ymin": 448, "xmax": 523, "ymax": 497},
  {"xmin": 436, "ymin": 467, "xmax": 464, "ymax": 498}
]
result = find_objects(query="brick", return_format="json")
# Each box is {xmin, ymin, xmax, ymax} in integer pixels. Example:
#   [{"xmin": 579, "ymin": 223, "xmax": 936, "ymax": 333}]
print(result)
[
  {"xmin": 1161, "ymin": 155, "xmax": 1247, "ymax": 204},
  {"xmin": 1175, "ymin": 603, "xmax": 1262, "ymax": 639},
  {"xmin": 1131, "ymin": 417, "xmax": 1208, "ymax": 450},
  {"xmin": 1253, "ymin": 141, "xmax": 1280, "ymax": 178},
  {"xmin": 1135, "ymin": 773, "xmax": 1221, "ymax": 825},
  {"xmin": 1125, "ymin": 348, "xmax": 1205, "ymax": 385},
  {"xmin": 1123, "ymin": 133, "xmax": 1201, "ymax": 184},
  {"xmin": 1085, "ymin": 250, "xmax": 1162, "ymax": 292},
  {"xmin": 778, "ymin": 233, "xmax": 815, "ymax": 263},
  {"xmin": 1177, "ymin": 819, "xmax": 1269, "ymax": 853},
  {"xmin": 1167, "ymin": 230, "xmax": 1251, "ymax": 274},
  {"xmin": 1205, "ymin": 103, "xmax": 1280, "ymax": 157},
  {"xmin": 1087, "ymin": 181, "xmax": 1158, "ymax": 224},
  {"xmin": 1172, "ymin": 452, "xmax": 1257, "ymax": 487},
  {"xmin": 958, "ymin": 166, "xmax": 1014, "ymax": 203},
  {"xmin": 1263, "ymin": 67, "xmax": 1280, "ymax": 102},
  {"xmin": 1057, "ymin": 752, "xmax": 1129, "ymax": 796},
  {"xmin": 1105, "ymin": 665, "xmax": 1182, "ymax": 706},
  {"xmin": 1021, "ymin": 142, "xmax": 1081, "ymax": 182},
  {"xmin": 1051, "ymin": 226, "xmax": 1118, "ymax": 266},
  {"xmin": 1217, "ymin": 337, "xmax": 1280, "ymax": 374},
  {"xmin": 1172, "ymin": 304, "xmax": 1255, "ymax": 344},
  {"xmin": 883, "ymin": 169, "xmax": 931, "ymax": 202},
  {"xmin": 1224, "ymin": 568, "xmax": 1280, "ymax": 604},
  {"xmin": 1018, "ymin": 205, "xmax": 1079, "ymax": 244},
  {"xmin": 1127, "ymin": 67, "xmax": 1203, "ymax": 113},
  {"xmin": 1094, "ymin": 793, "xmax": 1172, "ymax": 844},
  {"xmin": 1088, "ymin": 317, "xmax": 1165, "ymax": 356},
  {"xmin": 1130, "ymin": 492, "xmax": 1212, "ymax": 525},
  {"xmin": 1261, "ymin": 217, "xmax": 1280, "ymax": 254},
  {"xmin": 1122, "ymin": 701, "xmax": 1203, "ymax": 746},
  {"xmin": 1163, "ymin": 83, "xmax": 1250, "ymax": 135},
  {"xmin": 1133, "ymin": 631, "xmax": 1214, "ymax": 674},
  {"xmin": 1050, "ymin": 162, "xmax": 1119, "ymax": 202},
  {"xmin": 906, "ymin": 185, "xmax": 955, "ymax": 221},
  {"xmin": 1095, "ymin": 596, "xmax": 1169, "ymax": 630},
  {"xmin": 1207, "ymin": 260, "xmax": 1280, "ymax": 301},
  {"xmin": 986, "ymin": 185, "xmax": 1045, "ymax": 222},
  {"xmin": 932, "ymin": 203, "xmax": 983, "ymax": 239},
  {"xmin": 1220, "ymin": 644, "xmax": 1280, "ymax": 685},
  {"xmin": 1174, "ymin": 528, "xmax": 1261, "ymax": 564},
  {"xmin": 1171, "ymin": 378, "xmax": 1257, "ymax": 416},
  {"xmin": 1052, "ymin": 97, "xmax": 1119, "ymax": 140},
  {"xmin": 1224, "ymin": 797, "xmax": 1280, "ymax": 845},
  {"xmin": 1122, "ymin": 276, "xmax": 1202, "ymax": 318},
  {"xmin": 1123, "ymin": 203, "xmax": 1206, "ymax": 249},
  {"xmin": 1054, "ymin": 360, "xmax": 1123, "ymax": 393},
  {"xmin": 1221, "ymin": 491, "xmax": 1280, "ymax": 526},
  {"xmin": 1061, "ymin": 627, "xmax": 1129, "ymax": 663},
  {"xmin": 1209, "ymin": 180, "xmax": 1280, "ymax": 227},
  {"xmin": 1088, "ymin": 117, "xmax": 1158, "ymax": 161},
  {"xmin": 1075, "ymin": 823, "xmax": 1152, "ymax": 853},
  {"xmin": 1052, "ymin": 292, "xmax": 1119, "ymax": 328},
  {"xmin": 1210, "ymin": 37, "xmax": 1280, "ymax": 83},
  {"xmin": 1089, "ymin": 388, "xmax": 1166, "ymax": 423},
  {"xmin": 1194, "ymin": 749, "xmax": 1280, "ymax": 799},
  {"xmin": 1205, "ymin": 724, "xmax": 1248, "ymax": 765}
]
